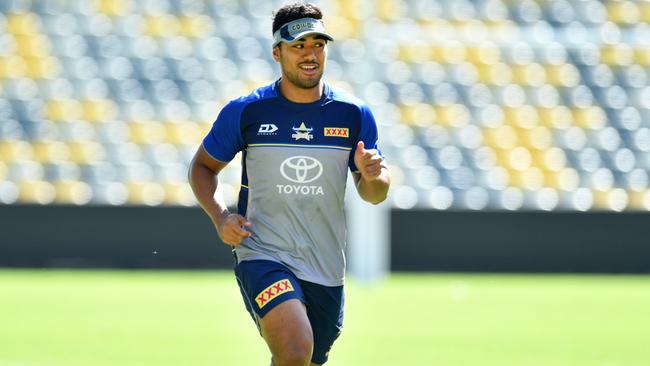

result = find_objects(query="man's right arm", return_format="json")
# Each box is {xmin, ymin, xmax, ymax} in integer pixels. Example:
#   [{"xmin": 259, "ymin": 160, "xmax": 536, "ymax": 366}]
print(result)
[{"xmin": 188, "ymin": 145, "xmax": 251, "ymax": 246}]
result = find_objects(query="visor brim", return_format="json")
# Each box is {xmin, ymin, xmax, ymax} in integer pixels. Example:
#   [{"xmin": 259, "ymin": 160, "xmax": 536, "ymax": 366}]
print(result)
[{"xmin": 273, "ymin": 31, "xmax": 334, "ymax": 48}]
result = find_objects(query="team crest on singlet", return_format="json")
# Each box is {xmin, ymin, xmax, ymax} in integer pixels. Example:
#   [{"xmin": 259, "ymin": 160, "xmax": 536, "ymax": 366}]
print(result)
[{"xmin": 291, "ymin": 122, "xmax": 314, "ymax": 141}]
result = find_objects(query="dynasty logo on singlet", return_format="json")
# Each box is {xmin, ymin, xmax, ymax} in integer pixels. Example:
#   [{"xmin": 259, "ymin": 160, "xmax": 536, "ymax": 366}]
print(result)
[
  {"xmin": 277, "ymin": 156, "xmax": 324, "ymax": 195},
  {"xmin": 258, "ymin": 124, "xmax": 278, "ymax": 135}
]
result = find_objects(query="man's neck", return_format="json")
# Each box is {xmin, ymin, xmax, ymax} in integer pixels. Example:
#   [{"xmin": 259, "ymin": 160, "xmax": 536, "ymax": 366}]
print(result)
[{"xmin": 278, "ymin": 78, "xmax": 324, "ymax": 103}]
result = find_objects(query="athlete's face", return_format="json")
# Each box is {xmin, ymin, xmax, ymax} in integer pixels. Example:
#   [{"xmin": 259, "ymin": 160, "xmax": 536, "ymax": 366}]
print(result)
[{"xmin": 274, "ymin": 35, "xmax": 328, "ymax": 90}]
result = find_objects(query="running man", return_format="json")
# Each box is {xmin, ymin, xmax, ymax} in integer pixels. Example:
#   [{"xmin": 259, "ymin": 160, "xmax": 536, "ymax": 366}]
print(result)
[{"xmin": 189, "ymin": 3, "xmax": 390, "ymax": 365}]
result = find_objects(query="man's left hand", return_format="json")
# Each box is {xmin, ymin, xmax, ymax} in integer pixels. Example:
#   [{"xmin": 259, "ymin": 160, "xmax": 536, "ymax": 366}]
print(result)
[{"xmin": 354, "ymin": 141, "xmax": 384, "ymax": 181}]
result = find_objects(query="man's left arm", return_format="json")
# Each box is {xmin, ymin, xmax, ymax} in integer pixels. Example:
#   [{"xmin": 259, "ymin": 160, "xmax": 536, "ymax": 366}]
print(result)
[{"xmin": 352, "ymin": 141, "xmax": 391, "ymax": 204}]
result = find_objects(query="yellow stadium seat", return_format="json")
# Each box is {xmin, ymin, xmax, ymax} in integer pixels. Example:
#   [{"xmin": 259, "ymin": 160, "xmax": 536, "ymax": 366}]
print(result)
[
  {"xmin": 0, "ymin": 139, "xmax": 34, "ymax": 161},
  {"xmin": 68, "ymin": 141, "xmax": 106, "ymax": 164},
  {"xmin": 466, "ymin": 42, "xmax": 501, "ymax": 65},
  {"xmin": 24, "ymin": 56, "xmax": 60, "ymax": 79},
  {"xmin": 0, "ymin": 56, "xmax": 27, "ymax": 79},
  {"xmin": 7, "ymin": 12, "xmax": 40, "ymax": 35},
  {"xmin": 14, "ymin": 34, "xmax": 49, "ymax": 58},
  {"xmin": 492, "ymin": 148, "xmax": 510, "ymax": 170},
  {"xmin": 483, "ymin": 125, "xmax": 518, "ymax": 150},
  {"xmin": 54, "ymin": 180, "xmax": 92, "ymax": 205},
  {"xmin": 546, "ymin": 64, "xmax": 581, "ymax": 87},
  {"xmin": 145, "ymin": 15, "xmax": 181, "ymax": 37},
  {"xmin": 399, "ymin": 103, "xmax": 436, "ymax": 126},
  {"xmin": 129, "ymin": 120, "xmax": 167, "ymax": 144},
  {"xmin": 542, "ymin": 147, "xmax": 567, "ymax": 172},
  {"xmin": 635, "ymin": 47, "xmax": 650, "ymax": 65},
  {"xmin": 32, "ymin": 140, "xmax": 71, "ymax": 163},
  {"xmin": 504, "ymin": 169, "xmax": 530, "ymax": 189},
  {"xmin": 521, "ymin": 167, "xmax": 546, "ymax": 190},
  {"xmin": 641, "ymin": 2, "xmax": 650, "ymax": 22},
  {"xmin": 337, "ymin": 0, "xmax": 364, "ymax": 22},
  {"xmin": 490, "ymin": 20, "xmax": 519, "ymax": 40},
  {"xmin": 438, "ymin": 41, "xmax": 467, "ymax": 64},
  {"xmin": 0, "ymin": 58, "xmax": 7, "ymax": 79},
  {"xmin": 606, "ymin": 1, "xmax": 640, "ymax": 24},
  {"xmin": 544, "ymin": 171, "xmax": 563, "ymax": 190},
  {"xmin": 572, "ymin": 106, "xmax": 606, "ymax": 130},
  {"xmin": 507, "ymin": 146, "xmax": 533, "ymax": 171},
  {"xmin": 126, "ymin": 181, "xmax": 165, "ymax": 205},
  {"xmin": 47, "ymin": 99, "xmax": 83, "ymax": 121},
  {"xmin": 546, "ymin": 168, "xmax": 580, "ymax": 191},
  {"xmin": 525, "ymin": 126, "xmax": 553, "ymax": 150},
  {"xmin": 179, "ymin": 15, "xmax": 214, "ymax": 38},
  {"xmin": 376, "ymin": 0, "xmax": 407, "ymax": 21},
  {"xmin": 511, "ymin": 63, "xmax": 546, "ymax": 86},
  {"xmin": 592, "ymin": 189, "xmax": 629, "ymax": 211},
  {"xmin": 17, "ymin": 180, "xmax": 56, "ymax": 204},
  {"xmin": 83, "ymin": 99, "xmax": 118, "ymax": 122},
  {"xmin": 627, "ymin": 190, "xmax": 650, "ymax": 210},
  {"xmin": 96, "ymin": 0, "xmax": 130, "ymax": 17},
  {"xmin": 165, "ymin": 121, "xmax": 204, "ymax": 145},
  {"xmin": 399, "ymin": 42, "xmax": 433, "ymax": 63},
  {"xmin": 476, "ymin": 63, "xmax": 512, "ymax": 85},
  {"xmin": 0, "ymin": 162, "xmax": 7, "ymax": 180},
  {"xmin": 161, "ymin": 182, "xmax": 195, "ymax": 206},
  {"xmin": 525, "ymin": 148, "xmax": 547, "ymax": 169},
  {"xmin": 325, "ymin": 15, "xmax": 358, "ymax": 39},
  {"xmin": 433, "ymin": 104, "xmax": 470, "ymax": 127},
  {"xmin": 537, "ymin": 106, "xmax": 573, "ymax": 129},
  {"xmin": 23, "ymin": 56, "xmax": 43, "ymax": 78},
  {"xmin": 541, "ymin": 169, "xmax": 560, "ymax": 190},
  {"xmin": 601, "ymin": 44, "xmax": 635, "ymax": 66},
  {"xmin": 503, "ymin": 106, "xmax": 539, "ymax": 128}
]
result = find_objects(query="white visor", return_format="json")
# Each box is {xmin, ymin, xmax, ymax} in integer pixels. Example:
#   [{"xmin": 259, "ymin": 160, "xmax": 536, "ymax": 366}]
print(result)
[{"xmin": 272, "ymin": 17, "xmax": 334, "ymax": 48}]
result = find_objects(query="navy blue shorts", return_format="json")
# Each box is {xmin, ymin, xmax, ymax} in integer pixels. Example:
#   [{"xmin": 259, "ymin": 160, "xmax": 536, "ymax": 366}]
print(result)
[{"xmin": 234, "ymin": 259, "xmax": 344, "ymax": 364}]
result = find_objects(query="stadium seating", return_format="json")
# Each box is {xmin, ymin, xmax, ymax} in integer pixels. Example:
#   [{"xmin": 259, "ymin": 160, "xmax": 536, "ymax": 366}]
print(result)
[{"xmin": 1, "ymin": 0, "xmax": 649, "ymax": 211}]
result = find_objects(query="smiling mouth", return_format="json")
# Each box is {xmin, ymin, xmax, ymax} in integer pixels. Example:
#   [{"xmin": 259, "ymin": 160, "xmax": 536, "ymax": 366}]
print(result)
[{"xmin": 299, "ymin": 64, "xmax": 319, "ymax": 73}]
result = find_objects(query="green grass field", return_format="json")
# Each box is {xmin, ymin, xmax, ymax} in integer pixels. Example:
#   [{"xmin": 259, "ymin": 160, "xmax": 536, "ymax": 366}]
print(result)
[{"xmin": 1, "ymin": 270, "xmax": 649, "ymax": 366}]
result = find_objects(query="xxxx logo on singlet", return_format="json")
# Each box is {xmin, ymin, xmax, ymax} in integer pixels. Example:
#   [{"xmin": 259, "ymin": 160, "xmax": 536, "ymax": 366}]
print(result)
[{"xmin": 256, "ymin": 279, "xmax": 294, "ymax": 308}]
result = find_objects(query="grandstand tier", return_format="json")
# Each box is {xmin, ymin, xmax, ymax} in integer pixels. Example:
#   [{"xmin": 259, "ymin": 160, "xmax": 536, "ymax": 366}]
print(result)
[{"xmin": 1, "ymin": 0, "xmax": 650, "ymax": 211}]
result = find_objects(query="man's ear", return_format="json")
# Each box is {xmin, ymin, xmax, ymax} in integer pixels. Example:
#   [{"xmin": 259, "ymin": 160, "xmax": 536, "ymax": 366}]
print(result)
[{"xmin": 272, "ymin": 46, "xmax": 280, "ymax": 62}]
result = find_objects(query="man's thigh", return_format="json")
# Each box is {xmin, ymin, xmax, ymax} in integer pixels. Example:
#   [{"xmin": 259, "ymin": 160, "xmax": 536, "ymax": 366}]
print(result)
[{"xmin": 259, "ymin": 298, "xmax": 313, "ymax": 359}]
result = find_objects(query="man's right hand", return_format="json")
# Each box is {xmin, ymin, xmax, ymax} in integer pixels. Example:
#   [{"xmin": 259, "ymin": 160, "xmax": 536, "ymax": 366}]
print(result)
[{"xmin": 216, "ymin": 213, "xmax": 252, "ymax": 246}]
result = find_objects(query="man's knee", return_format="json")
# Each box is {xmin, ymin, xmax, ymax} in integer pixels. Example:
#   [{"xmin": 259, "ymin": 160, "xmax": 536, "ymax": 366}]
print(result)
[
  {"xmin": 272, "ymin": 337, "xmax": 313, "ymax": 366},
  {"xmin": 261, "ymin": 299, "xmax": 314, "ymax": 366}
]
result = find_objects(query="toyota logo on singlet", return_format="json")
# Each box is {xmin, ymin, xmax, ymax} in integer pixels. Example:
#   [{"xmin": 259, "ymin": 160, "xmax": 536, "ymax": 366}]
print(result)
[{"xmin": 280, "ymin": 156, "xmax": 323, "ymax": 183}]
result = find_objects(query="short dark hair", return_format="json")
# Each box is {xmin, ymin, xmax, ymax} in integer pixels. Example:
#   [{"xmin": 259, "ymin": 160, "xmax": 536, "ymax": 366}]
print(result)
[{"xmin": 272, "ymin": 2, "xmax": 324, "ymax": 35}]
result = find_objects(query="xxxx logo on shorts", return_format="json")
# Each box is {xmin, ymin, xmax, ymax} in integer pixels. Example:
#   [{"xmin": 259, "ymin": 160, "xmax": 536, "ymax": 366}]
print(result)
[{"xmin": 256, "ymin": 279, "xmax": 294, "ymax": 309}]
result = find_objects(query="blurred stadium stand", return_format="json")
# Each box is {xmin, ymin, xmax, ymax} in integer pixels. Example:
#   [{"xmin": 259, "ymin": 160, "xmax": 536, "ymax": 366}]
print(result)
[{"xmin": 1, "ymin": 0, "xmax": 650, "ymax": 213}]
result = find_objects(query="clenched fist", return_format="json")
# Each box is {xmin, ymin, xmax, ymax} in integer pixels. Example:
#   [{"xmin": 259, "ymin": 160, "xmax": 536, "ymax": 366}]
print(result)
[{"xmin": 216, "ymin": 213, "xmax": 252, "ymax": 246}]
